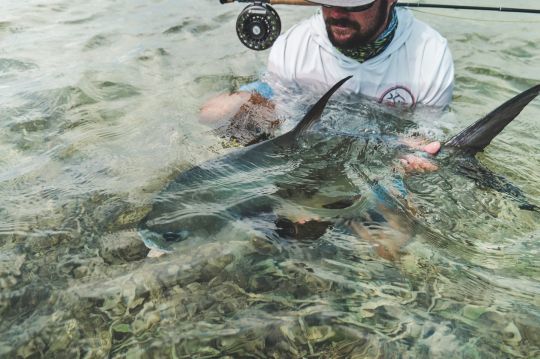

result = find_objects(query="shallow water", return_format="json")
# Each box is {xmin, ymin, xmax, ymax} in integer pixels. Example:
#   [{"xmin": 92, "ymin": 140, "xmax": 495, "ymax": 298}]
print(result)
[{"xmin": 1, "ymin": 0, "xmax": 540, "ymax": 357}]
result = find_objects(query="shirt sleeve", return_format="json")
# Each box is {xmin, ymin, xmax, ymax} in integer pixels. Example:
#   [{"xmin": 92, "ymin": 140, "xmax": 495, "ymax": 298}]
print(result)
[
  {"xmin": 267, "ymin": 35, "xmax": 285, "ymax": 78},
  {"xmin": 420, "ymin": 38, "xmax": 455, "ymax": 108},
  {"xmin": 238, "ymin": 28, "xmax": 302, "ymax": 100},
  {"xmin": 239, "ymin": 81, "xmax": 274, "ymax": 99},
  {"xmin": 267, "ymin": 19, "xmax": 312, "ymax": 82}
]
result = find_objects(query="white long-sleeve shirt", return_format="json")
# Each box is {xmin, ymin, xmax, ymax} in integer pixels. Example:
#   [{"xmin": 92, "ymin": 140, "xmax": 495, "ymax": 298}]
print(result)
[{"xmin": 266, "ymin": 8, "xmax": 454, "ymax": 108}]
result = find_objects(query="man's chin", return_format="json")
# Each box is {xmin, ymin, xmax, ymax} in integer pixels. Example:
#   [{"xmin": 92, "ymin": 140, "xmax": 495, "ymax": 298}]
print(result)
[
  {"xmin": 329, "ymin": 36, "xmax": 356, "ymax": 49},
  {"xmin": 329, "ymin": 33, "xmax": 372, "ymax": 50}
]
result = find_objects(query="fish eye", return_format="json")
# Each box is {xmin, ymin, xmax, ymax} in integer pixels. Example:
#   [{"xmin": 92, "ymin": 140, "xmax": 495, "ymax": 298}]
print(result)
[{"xmin": 163, "ymin": 232, "xmax": 180, "ymax": 242}]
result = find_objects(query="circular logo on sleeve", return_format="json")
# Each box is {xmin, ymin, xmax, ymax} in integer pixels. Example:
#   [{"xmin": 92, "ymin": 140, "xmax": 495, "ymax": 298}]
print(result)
[{"xmin": 379, "ymin": 86, "xmax": 416, "ymax": 107}]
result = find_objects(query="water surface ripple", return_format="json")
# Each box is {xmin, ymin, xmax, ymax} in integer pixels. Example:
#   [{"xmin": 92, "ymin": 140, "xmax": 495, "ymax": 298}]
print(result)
[{"xmin": 1, "ymin": 0, "xmax": 539, "ymax": 357}]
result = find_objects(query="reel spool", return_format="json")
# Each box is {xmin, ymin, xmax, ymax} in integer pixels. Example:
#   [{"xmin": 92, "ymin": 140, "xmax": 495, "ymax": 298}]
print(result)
[{"xmin": 236, "ymin": 3, "xmax": 281, "ymax": 51}]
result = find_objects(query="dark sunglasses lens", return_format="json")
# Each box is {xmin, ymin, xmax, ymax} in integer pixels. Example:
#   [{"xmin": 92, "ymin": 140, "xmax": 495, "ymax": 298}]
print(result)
[
  {"xmin": 349, "ymin": 4, "xmax": 374, "ymax": 12},
  {"xmin": 346, "ymin": 2, "xmax": 375, "ymax": 12}
]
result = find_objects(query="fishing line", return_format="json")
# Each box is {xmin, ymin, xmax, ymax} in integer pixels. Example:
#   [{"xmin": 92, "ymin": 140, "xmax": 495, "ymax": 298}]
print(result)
[
  {"xmin": 409, "ymin": 9, "xmax": 540, "ymax": 23},
  {"xmin": 397, "ymin": 2, "xmax": 540, "ymax": 14}
]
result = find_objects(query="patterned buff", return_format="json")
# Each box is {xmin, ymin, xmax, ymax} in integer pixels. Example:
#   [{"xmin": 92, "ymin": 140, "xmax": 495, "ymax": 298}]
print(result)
[{"xmin": 336, "ymin": 8, "xmax": 398, "ymax": 63}]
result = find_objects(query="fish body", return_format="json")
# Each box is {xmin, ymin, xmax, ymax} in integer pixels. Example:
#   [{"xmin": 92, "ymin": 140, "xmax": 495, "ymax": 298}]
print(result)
[{"xmin": 139, "ymin": 78, "xmax": 540, "ymax": 252}]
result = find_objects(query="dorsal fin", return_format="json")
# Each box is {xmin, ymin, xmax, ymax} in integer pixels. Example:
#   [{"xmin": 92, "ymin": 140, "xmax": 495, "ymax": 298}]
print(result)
[
  {"xmin": 290, "ymin": 76, "xmax": 352, "ymax": 139},
  {"xmin": 446, "ymin": 84, "xmax": 540, "ymax": 154},
  {"xmin": 267, "ymin": 76, "xmax": 352, "ymax": 148}
]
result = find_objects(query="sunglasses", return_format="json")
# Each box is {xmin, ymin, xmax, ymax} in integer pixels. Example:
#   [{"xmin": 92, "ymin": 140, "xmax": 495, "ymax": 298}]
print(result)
[{"xmin": 321, "ymin": 2, "xmax": 375, "ymax": 12}]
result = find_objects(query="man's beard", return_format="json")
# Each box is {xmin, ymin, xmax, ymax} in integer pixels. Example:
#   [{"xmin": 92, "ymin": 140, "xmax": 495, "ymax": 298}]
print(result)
[{"xmin": 325, "ymin": 2, "xmax": 389, "ymax": 49}]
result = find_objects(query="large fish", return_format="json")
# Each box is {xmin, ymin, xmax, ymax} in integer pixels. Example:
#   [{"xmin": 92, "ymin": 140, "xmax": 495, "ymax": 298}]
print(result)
[{"xmin": 139, "ymin": 77, "xmax": 540, "ymax": 253}]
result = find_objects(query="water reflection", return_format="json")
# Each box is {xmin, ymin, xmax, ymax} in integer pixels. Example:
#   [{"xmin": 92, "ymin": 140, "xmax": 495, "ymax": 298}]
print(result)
[{"xmin": 0, "ymin": 0, "xmax": 539, "ymax": 357}]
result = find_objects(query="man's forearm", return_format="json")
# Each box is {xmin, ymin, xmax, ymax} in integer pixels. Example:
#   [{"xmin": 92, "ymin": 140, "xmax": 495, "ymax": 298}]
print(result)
[{"xmin": 199, "ymin": 91, "xmax": 252, "ymax": 124}]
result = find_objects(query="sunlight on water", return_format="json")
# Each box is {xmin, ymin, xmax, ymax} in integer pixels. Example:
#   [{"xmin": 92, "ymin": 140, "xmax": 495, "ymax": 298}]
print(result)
[{"xmin": 1, "ymin": 0, "xmax": 539, "ymax": 357}]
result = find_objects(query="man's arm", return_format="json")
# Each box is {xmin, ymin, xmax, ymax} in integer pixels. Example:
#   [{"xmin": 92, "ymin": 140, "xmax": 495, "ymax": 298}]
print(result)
[
  {"xmin": 199, "ymin": 82, "xmax": 275, "ymax": 124},
  {"xmin": 199, "ymin": 91, "xmax": 252, "ymax": 124}
]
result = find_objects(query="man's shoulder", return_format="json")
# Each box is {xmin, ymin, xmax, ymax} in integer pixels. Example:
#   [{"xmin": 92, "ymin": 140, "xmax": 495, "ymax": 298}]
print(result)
[
  {"xmin": 273, "ymin": 13, "xmax": 321, "ymax": 48},
  {"xmin": 392, "ymin": 10, "xmax": 451, "ymax": 70},
  {"xmin": 407, "ymin": 15, "xmax": 453, "ymax": 73},
  {"xmin": 268, "ymin": 12, "xmax": 328, "ymax": 76},
  {"xmin": 370, "ymin": 9, "xmax": 450, "ymax": 70},
  {"xmin": 407, "ymin": 13, "xmax": 449, "ymax": 49},
  {"xmin": 391, "ymin": 10, "xmax": 454, "ymax": 106}
]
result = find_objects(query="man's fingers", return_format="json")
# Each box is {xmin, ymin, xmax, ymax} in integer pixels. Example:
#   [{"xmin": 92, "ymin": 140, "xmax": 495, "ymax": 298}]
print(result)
[
  {"xmin": 422, "ymin": 141, "xmax": 441, "ymax": 155},
  {"xmin": 400, "ymin": 154, "xmax": 438, "ymax": 172},
  {"xmin": 400, "ymin": 137, "xmax": 441, "ymax": 155},
  {"xmin": 397, "ymin": 139, "xmax": 440, "ymax": 173}
]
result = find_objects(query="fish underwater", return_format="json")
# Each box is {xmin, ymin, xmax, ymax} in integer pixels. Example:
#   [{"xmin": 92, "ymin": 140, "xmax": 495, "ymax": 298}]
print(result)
[{"xmin": 138, "ymin": 76, "xmax": 540, "ymax": 256}]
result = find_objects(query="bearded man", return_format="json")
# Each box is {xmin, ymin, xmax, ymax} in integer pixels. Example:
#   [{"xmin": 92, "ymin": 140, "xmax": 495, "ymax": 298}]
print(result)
[
  {"xmin": 266, "ymin": 0, "xmax": 454, "ymax": 107},
  {"xmin": 201, "ymin": 0, "xmax": 453, "ymax": 167}
]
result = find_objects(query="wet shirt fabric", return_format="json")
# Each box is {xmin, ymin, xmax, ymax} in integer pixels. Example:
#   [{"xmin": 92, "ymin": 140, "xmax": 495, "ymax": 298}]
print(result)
[{"xmin": 264, "ymin": 8, "xmax": 454, "ymax": 108}]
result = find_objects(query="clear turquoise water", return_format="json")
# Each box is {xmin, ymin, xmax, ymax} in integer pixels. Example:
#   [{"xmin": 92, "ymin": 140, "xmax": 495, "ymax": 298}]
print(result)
[{"xmin": 1, "ymin": 0, "xmax": 539, "ymax": 357}]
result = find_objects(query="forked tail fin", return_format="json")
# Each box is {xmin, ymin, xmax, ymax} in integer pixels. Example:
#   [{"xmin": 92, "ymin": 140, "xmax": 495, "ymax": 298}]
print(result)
[{"xmin": 445, "ymin": 84, "xmax": 540, "ymax": 154}]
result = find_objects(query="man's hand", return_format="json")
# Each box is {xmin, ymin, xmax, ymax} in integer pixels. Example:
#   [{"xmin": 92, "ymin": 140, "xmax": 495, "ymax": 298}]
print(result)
[
  {"xmin": 399, "ymin": 139, "xmax": 441, "ymax": 173},
  {"xmin": 199, "ymin": 91, "xmax": 252, "ymax": 124}
]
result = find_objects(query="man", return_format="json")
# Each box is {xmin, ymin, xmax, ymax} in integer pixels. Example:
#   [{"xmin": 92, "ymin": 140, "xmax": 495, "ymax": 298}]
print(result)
[
  {"xmin": 268, "ymin": 0, "xmax": 454, "ymax": 107},
  {"xmin": 201, "ymin": 0, "xmax": 453, "ymax": 168}
]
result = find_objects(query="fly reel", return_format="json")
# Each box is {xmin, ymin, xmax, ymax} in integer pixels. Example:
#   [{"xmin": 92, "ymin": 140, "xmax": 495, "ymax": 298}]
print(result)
[{"xmin": 236, "ymin": 3, "xmax": 281, "ymax": 51}]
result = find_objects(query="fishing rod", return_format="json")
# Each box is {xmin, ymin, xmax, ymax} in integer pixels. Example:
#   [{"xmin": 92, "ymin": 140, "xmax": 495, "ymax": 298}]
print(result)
[
  {"xmin": 219, "ymin": 0, "xmax": 540, "ymax": 50},
  {"xmin": 398, "ymin": 3, "xmax": 540, "ymax": 14}
]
